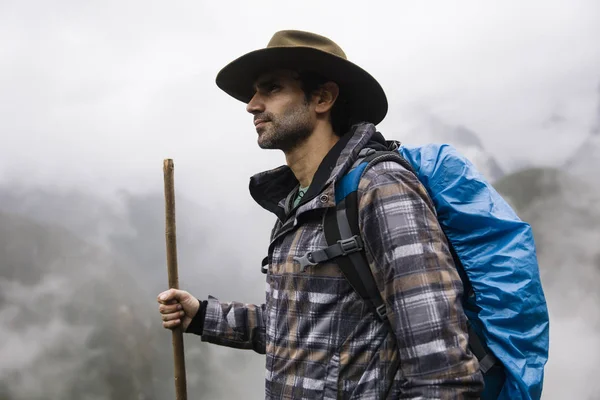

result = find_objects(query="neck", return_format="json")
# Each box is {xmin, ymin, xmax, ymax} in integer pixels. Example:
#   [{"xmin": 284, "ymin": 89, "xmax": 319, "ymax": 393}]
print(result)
[{"xmin": 285, "ymin": 122, "xmax": 339, "ymax": 188}]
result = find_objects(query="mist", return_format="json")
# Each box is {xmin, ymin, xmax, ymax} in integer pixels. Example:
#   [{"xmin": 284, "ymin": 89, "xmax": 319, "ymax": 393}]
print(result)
[
  {"xmin": 1, "ymin": 0, "xmax": 600, "ymax": 399},
  {"xmin": 0, "ymin": 185, "xmax": 268, "ymax": 399}
]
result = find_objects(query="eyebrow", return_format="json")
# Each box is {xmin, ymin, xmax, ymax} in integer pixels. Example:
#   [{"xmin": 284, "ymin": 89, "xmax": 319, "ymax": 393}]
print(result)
[{"xmin": 253, "ymin": 77, "xmax": 279, "ymax": 92}]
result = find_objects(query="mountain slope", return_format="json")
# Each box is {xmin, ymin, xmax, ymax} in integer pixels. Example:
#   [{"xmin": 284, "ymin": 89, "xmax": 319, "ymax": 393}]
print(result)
[{"xmin": 564, "ymin": 131, "xmax": 600, "ymax": 181}]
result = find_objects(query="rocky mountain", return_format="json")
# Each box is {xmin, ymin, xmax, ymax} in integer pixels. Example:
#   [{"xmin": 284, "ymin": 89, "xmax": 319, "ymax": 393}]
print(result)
[{"xmin": 564, "ymin": 131, "xmax": 599, "ymax": 181}]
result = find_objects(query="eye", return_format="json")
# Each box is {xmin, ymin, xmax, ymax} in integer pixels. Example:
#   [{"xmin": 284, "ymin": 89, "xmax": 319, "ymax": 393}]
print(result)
[{"xmin": 267, "ymin": 83, "xmax": 281, "ymax": 93}]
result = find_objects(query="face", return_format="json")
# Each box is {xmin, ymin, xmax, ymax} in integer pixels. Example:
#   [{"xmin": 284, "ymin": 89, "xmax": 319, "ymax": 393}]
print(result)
[{"xmin": 246, "ymin": 70, "xmax": 316, "ymax": 152}]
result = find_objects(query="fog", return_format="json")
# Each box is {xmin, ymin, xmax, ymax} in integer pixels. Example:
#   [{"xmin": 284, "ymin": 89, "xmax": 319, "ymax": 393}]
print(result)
[{"xmin": 1, "ymin": 1, "xmax": 599, "ymax": 399}]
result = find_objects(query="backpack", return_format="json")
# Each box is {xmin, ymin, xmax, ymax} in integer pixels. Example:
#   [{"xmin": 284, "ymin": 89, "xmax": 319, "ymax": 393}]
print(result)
[{"xmin": 295, "ymin": 141, "xmax": 549, "ymax": 400}]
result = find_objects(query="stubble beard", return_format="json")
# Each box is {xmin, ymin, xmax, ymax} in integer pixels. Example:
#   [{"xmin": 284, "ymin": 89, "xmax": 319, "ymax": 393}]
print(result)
[{"xmin": 257, "ymin": 104, "xmax": 314, "ymax": 153}]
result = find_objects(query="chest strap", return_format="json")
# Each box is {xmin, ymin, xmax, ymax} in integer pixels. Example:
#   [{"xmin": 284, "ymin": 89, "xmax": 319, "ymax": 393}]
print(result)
[{"xmin": 293, "ymin": 236, "xmax": 364, "ymax": 271}]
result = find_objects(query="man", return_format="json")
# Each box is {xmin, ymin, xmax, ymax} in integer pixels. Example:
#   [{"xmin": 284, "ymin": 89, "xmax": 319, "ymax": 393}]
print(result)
[{"xmin": 157, "ymin": 30, "xmax": 484, "ymax": 399}]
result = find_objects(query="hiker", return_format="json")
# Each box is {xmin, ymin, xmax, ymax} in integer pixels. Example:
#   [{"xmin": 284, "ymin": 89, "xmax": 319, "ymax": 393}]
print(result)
[{"xmin": 158, "ymin": 30, "xmax": 485, "ymax": 398}]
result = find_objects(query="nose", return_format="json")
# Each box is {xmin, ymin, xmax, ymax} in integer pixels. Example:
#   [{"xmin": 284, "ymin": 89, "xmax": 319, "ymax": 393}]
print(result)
[{"xmin": 246, "ymin": 92, "xmax": 264, "ymax": 115}]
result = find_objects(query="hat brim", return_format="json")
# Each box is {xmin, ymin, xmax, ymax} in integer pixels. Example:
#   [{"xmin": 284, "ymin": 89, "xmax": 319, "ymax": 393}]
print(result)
[{"xmin": 216, "ymin": 47, "xmax": 388, "ymax": 126}]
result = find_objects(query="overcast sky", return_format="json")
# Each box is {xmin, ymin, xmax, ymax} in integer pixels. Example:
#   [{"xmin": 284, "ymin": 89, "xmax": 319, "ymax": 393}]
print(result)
[{"xmin": 1, "ymin": 0, "xmax": 599, "ymax": 207}]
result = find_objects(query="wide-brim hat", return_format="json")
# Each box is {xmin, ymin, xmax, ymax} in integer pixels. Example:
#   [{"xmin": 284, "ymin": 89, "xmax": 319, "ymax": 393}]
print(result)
[{"xmin": 216, "ymin": 30, "xmax": 388, "ymax": 126}]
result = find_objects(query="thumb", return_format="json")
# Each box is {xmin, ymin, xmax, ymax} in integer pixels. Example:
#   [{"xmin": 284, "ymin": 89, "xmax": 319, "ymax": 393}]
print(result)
[{"xmin": 157, "ymin": 288, "xmax": 188, "ymax": 303}]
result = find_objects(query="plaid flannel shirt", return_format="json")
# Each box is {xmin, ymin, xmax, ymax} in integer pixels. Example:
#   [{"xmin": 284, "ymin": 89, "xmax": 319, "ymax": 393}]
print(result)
[{"xmin": 199, "ymin": 123, "xmax": 483, "ymax": 399}]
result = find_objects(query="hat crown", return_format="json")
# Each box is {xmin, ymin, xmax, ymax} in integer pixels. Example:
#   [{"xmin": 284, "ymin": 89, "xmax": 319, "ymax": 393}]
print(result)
[{"xmin": 267, "ymin": 30, "xmax": 347, "ymax": 60}]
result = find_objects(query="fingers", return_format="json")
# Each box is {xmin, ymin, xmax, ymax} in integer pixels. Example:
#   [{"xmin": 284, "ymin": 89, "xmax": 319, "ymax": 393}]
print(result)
[
  {"xmin": 157, "ymin": 288, "xmax": 193, "ymax": 331},
  {"xmin": 161, "ymin": 310, "xmax": 186, "ymax": 329},
  {"xmin": 163, "ymin": 318, "xmax": 181, "ymax": 329},
  {"xmin": 162, "ymin": 310, "xmax": 186, "ymax": 322},
  {"xmin": 159, "ymin": 303, "xmax": 182, "ymax": 314}
]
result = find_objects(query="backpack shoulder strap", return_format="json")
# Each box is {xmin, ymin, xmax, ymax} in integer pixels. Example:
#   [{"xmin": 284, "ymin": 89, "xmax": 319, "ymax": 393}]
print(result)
[
  {"xmin": 324, "ymin": 147, "xmax": 404, "ymax": 321},
  {"xmin": 323, "ymin": 192, "xmax": 388, "ymax": 321},
  {"xmin": 327, "ymin": 146, "xmax": 500, "ymax": 374}
]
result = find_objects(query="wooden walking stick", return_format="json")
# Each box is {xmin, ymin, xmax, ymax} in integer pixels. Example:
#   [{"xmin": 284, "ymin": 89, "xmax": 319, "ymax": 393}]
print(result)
[{"xmin": 163, "ymin": 159, "xmax": 188, "ymax": 400}]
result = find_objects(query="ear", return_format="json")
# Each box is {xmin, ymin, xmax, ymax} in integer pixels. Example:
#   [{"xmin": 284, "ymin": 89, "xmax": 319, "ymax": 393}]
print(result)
[{"xmin": 314, "ymin": 82, "xmax": 339, "ymax": 115}]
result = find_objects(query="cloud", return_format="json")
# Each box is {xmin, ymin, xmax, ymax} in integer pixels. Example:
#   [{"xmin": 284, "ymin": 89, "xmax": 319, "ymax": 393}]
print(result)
[{"xmin": 1, "ymin": 0, "xmax": 599, "ymax": 191}]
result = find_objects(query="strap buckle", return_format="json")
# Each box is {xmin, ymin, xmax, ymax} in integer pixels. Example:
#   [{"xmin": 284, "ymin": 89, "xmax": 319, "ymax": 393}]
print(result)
[
  {"xmin": 375, "ymin": 304, "xmax": 388, "ymax": 321},
  {"xmin": 294, "ymin": 236, "xmax": 363, "ymax": 271},
  {"xmin": 338, "ymin": 236, "xmax": 363, "ymax": 255},
  {"xmin": 294, "ymin": 252, "xmax": 318, "ymax": 270},
  {"xmin": 479, "ymin": 353, "xmax": 499, "ymax": 374}
]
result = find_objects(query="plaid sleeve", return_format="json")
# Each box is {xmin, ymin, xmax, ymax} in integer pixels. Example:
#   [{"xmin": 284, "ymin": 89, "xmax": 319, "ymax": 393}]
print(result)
[
  {"xmin": 357, "ymin": 161, "xmax": 483, "ymax": 399},
  {"xmin": 200, "ymin": 295, "xmax": 266, "ymax": 354}
]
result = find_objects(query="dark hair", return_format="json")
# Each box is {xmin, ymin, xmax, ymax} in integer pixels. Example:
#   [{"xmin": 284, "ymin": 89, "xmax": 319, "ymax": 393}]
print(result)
[{"xmin": 296, "ymin": 71, "xmax": 353, "ymax": 136}]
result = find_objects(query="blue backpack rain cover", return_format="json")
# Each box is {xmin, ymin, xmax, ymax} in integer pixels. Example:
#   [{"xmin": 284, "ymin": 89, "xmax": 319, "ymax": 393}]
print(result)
[
  {"xmin": 398, "ymin": 144, "xmax": 549, "ymax": 399},
  {"xmin": 330, "ymin": 143, "xmax": 549, "ymax": 399}
]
